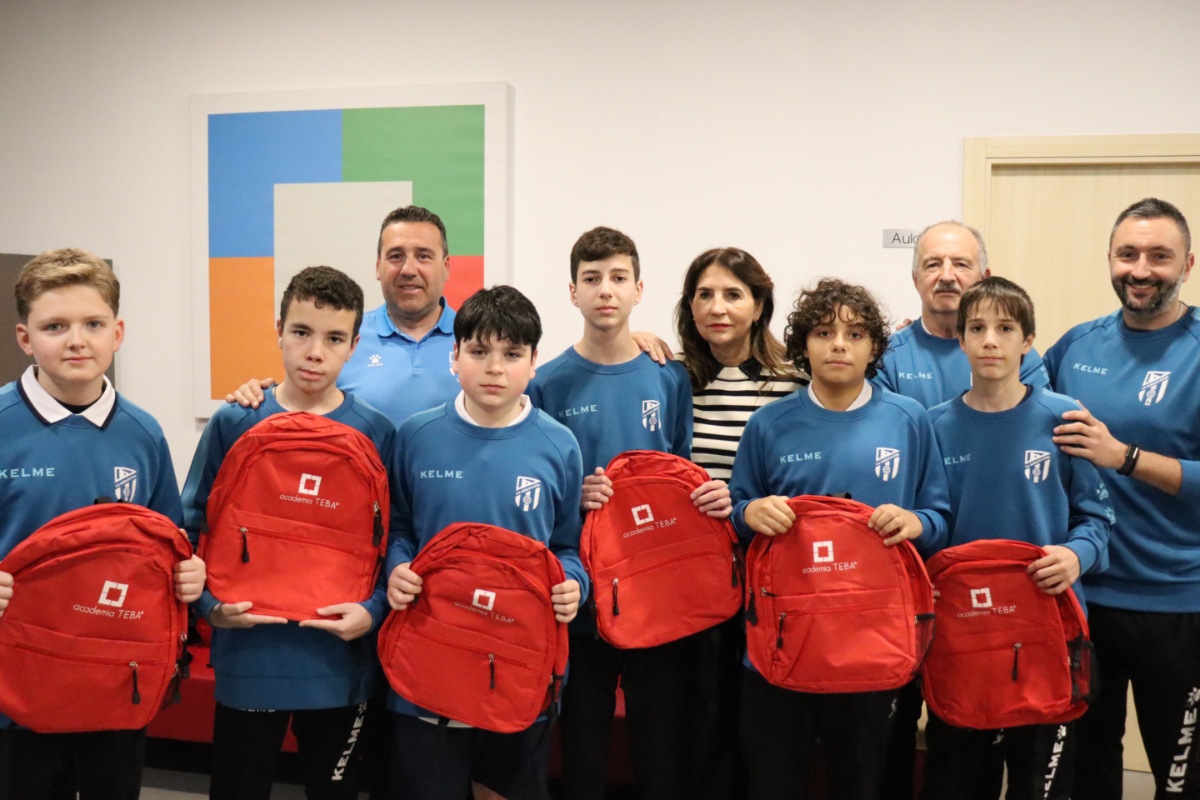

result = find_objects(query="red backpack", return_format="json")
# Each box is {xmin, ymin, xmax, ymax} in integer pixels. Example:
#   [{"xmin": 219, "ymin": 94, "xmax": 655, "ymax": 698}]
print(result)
[
  {"xmin": 200, "ymin": 411, "xmax": 389, "ymax": 621},
  {"xmin": 378, "ymin": 523, "xmax": 569, "ymax": 733},
  {"xmin": 744, "ymin": 495, "xmax": 935, "ymax": 693},
  {"xmin": 0, "ymin": 504, "xmax": 191, "ymax": 732},
  {"xmin": 581, "ymin": 450, "xmax": 741, "ymax": 649},
  {"xmin": 921, "ymin": 539, "xmax": 1095, "ymax": 729}
]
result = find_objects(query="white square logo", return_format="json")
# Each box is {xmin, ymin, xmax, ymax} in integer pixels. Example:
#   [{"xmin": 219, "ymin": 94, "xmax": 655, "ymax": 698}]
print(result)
[
  {"xmin": 632, "ymin": 504, "xmax": 654, "ymax": 525},
  {"xmin": 971, "ymin": 588, "xmax": 992, "ymax": 609},
  {"xmin": 298, "ymin": 473, "xmax": 322, "ymax": 497},
  {"xmin": 813, "ymin": 541, "xmax": 834, "ymax": 563},
  {"xmin": 98, "ymin": 581, "xmax": 128, "ymax": 608},
  {"xmin": 473, "ymin": 589, "xmax": 496, "ymax": 611}
]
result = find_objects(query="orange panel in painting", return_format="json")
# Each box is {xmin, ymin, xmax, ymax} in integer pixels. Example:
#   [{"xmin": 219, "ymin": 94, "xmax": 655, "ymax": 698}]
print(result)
[
  {"xmin": 209, "ymin": 257, "xmax": 281, "ymax": 399},
  {"xmin": 444, "ymin": 256, "xmax": 484, "ymax": 310}
]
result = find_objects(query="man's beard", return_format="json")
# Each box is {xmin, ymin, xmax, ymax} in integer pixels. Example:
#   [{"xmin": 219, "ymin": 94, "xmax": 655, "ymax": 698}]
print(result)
[{"xmin": 1113, "ymin": 276, "xmax": 1181, "ymax": 319}]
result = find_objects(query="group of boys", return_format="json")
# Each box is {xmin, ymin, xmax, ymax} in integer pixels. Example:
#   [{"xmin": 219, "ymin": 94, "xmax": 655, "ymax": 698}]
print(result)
[{"xmin": 0, "ymin": 197, "xmax": 1195, "ymax": 800}]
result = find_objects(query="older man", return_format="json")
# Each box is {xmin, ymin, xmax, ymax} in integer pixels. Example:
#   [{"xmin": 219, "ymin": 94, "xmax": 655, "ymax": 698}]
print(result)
[
  {"xmin": 877, "ymin": 220, "xmax": 1048, "ymax": 406},
  {"xmin": 1046, "ymin": 197, "xmax": 1200, "ymax": 799}
]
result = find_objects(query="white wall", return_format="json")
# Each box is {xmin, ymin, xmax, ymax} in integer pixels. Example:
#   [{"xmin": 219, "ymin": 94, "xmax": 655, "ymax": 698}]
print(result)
[{"xmin": 2, "ymin": 0, "xmax": 1199, "ymax": 480}]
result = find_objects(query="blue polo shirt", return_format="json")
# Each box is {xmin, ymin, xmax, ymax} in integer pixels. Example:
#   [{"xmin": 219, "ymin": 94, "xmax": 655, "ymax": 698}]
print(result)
[{"xmin": 338, "ymin": 300, "xmax": 460, "ymax": 425}]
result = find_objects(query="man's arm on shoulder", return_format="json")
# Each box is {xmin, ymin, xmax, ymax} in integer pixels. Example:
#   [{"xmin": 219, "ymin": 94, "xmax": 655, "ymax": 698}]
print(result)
[{"xmin": 1053, "ymin": 404, "xmax": 1187, "ymax": 497}]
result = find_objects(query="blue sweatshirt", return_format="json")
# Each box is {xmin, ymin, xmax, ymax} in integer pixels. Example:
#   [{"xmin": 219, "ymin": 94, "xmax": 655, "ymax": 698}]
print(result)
[
  {"xmin": 385, "ymin": 399, "xmax": 586, "ymax": 716},
  {"xmin": 928, "ymin": 387, "xmax": 1114, "ymax": 609},
  {"xmin": 181, "ymin": 388, "xmax": 395, "ymax": 710},
  {"xmin": 877, "ymin": 321, "xmax": 1049, "ymax": 408},
  {"xmin": 729, "ymin": 387, "xmax": 951, "ymax": 558},
  {"xmin": 528, "ymin": 348, "xmax": 693, "ymax": 468},
  {"xmin": 0, "ymin": 368, "xmax": 183, "ymax": 730},
  {"xmin": 1045, "ymin": 309, "xmax": 1200, "ymax": 612}
]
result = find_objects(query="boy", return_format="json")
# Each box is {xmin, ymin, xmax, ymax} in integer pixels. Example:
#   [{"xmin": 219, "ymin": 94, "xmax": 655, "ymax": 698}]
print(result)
[
  {"xmin": 0, "ymin": 248, "xmax": 205, "ymax": 799},
  {"xmin": 384, "ymin": 284, "xmax": 586, "ymax": 800},
  {"xmin": 528, "ymin": 227, "xmax": 730, "ymax": 800},
  {"xmin": 922, "ymin": 276, "xmax": 1113, "ymax": 800},
  {"xmin": 181, "ymin": 266, "xmax": 394, "ymax": 800},
  {"xmin": 729, "ymin": 278, "xmax": 950, "ymax": 800}
]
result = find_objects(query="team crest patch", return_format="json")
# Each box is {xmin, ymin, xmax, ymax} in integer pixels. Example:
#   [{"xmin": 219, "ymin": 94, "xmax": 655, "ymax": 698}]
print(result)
[
  {"xmin": 1024, "ymin": 450, "xmax": 1051, "ymax": 484},
  {"xmin": 1139, "ymin": 371, "xmax": 1170, "ymax": 405},
  {"xmin": 641, "ymin": 400, "xmax": 660, "ymax": 431},
  {"xmin": 114, "ymin": 467, "xmax": 138, "ymax": 502},
  {"xmin": 875, "ymin": 448, "xmax": 900, "ymax": 482},
  {"xmin": 515, "ymin": 476, "xmax": 541, "ymax": 511}
]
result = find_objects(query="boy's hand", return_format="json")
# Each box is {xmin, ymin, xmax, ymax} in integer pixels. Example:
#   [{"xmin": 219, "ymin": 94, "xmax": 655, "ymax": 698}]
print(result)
[
  {"xmin": 551, "ymin": 579, "xmax": 581, "ymax": 623},
  {"xmin": 632, "ymin": 331, "xmax": 676, "ymax": 366},
  {"xmin": 0, "ymin": 570, "xmax": 12, "ymax": 619},
  {"xmin": 868, "ymin": 504, "xmax": 923, "ymax": 546},
  {"xmin": 692, "ymin": 479, "xmax": 732, "ymax": 519},
  {"xmin": 387, "ymin": 563, "xmax": 423, "ymax": 611},
  {"xmin": 224, "ymin": 377, "xmax": 275, "ymax": 409},
  {"xmin": 1027, "ymin": 545, "xmax": 1081, "ymax": 595},
  {"xmin": 173, "ymin": 554, "xmax": 206, "ymax": 603},
  {"xmin": 581, "ymin": 468, "xmax": 613, "ymax": 511},
  {"xmin": 745, "ymin": 496, "xmax": 795, "ymax": 536},
  {"xmin": 300, "ymin": 603, "xmax": 373, "ymax": 641},
  {"xmin": 209, "ymin": 601, "xmax": 288, "ymax": 629}
]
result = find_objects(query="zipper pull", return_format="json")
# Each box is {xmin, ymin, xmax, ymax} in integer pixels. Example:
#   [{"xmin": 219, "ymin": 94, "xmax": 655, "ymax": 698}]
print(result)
[
  {"xmin": 731, "ymin": 553, "xmax": 740, "ymax": 588},
  {"xmin": 1012, "ymin": 642, "xmax": 1022, "ymax": 680},
  {"xmin": 130, "ymin": 662, "xmax": 141, "ymax": 704},
  {"xmin": 776, "ymin": 613, "xmax": 786, "ymax": 650},
  {"xmin": 746, "ymin": 586, "xmax": 758, "ymax": 625},
  {"xmin": 239, "ymin": 526, "xmax": 250, "ymax": 563},
  {"xmin": 612, "ymin": 579, "xmax": 620, "ymax": 616},
  {"xmin": 489, "ymin": 654, "xmax": 495, "ymax": 690},
  {"xmin": 171, "ymin": 663, "xmax": 183, "ymax": 704},
  {"xmin": 180, "ymin": 633, "xmax": 190, "ymax": 679},
  {"xmin": 373, "ymin": 502, "xmax": 383, "ymax": 547}
]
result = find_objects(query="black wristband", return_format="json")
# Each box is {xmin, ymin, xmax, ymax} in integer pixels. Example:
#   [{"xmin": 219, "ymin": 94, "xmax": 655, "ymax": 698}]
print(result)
[{"xmin": 1117, "ymin": 443, "xmax": 1141, "ymax": 476}]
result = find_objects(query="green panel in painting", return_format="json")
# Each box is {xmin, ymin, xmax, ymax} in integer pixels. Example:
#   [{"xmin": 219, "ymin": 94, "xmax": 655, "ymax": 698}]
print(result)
[{"xmin": 342, "ymin": 106, "xmax": 485, "ymax": 255}]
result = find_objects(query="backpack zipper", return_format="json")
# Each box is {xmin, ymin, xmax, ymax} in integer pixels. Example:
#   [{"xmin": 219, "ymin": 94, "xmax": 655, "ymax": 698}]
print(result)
[
  {"xmin": 1011, "ymin": 642, "xmax": 1022, "ymax": 680},
  {"xmin": 612, "ymin": 579, "xmax": 620, "ymax": 616},
  {"xmin": 372, "ymin": 502, "xmax": 383, "ymax": 547},
  {"xmin": 129, "ymin": 662, "xmax": 141, "ymax": 704},
  {"xmin": 239, "ymin": 526, "xmax": 250, "ymax": 563},
  {"xmin": 776, "ymin": 612, "xmax": 786, "ymax": 650},
  {"xmin": 489, "ymin": 654, "xmax": 495, "ymax": 689}
]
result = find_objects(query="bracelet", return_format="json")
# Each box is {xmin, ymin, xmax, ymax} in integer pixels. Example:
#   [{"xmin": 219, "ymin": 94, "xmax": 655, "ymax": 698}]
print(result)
[{"xmin": 1117, "ymin": 443, "xmax": 1141, "ymax": 476}]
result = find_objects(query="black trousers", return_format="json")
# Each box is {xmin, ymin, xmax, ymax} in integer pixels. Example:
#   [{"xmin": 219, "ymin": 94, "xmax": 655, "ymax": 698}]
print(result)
[
  {"xmin": 209, "ymin": 702, "xmax": 369, "ymax": 800},
  {"xmin": 1073, "ymin": 604, "xmax": 1200, "ymax": 800},
  {"xmin": 557, "ymin": 631, "xmax": 691, "ymax": 800},
  {"xmin": 739, "ymin": 667, "xmax": 897, "ymax": 800},
  {"xmin": 0, "ymin": 727, "xmax": 145, "ymax": 800},
  {"xmin": 921, "ymin": 712, "xmax": 1075, "ymax": 800},
  {"xmin": 683, "ymin": 616, "xmax": 748, "ymax": 800}
]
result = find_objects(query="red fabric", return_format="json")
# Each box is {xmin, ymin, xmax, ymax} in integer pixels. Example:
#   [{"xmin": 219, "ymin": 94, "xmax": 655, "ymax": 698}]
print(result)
[
  {"xmin": 0, "ymin": 504, "xmax": 191, "ymax": 732},
  {"xmin": 378, "ymin": 523, "xmax": 568, "ymax": 733},
  {"xmin": 744, "ymin": 495, "xmax": 934, "ymax": 693},
  {"xmin": 921, "ymin": 539, "xmax": 1093, "ymax": 729},
  {"xmin": 200, "ymin": 411, "xmax": 389, "ymax": 621},
  {"xmin": 582, "ymin": 450, "xmax": 741, "ymax": 649}
]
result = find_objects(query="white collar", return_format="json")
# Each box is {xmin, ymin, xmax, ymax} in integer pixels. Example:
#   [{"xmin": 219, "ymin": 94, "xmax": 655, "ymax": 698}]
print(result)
[
  {"xmin": 20, "ymin": 365, "xmax": 116, "ymax": 427},
  {"xmin": 454, "ymin": 390, "xmax": 533, "ymax": 428},
  {"xmin": 807, "ymin": 381, "xmax": 872, "ymax": 411}
]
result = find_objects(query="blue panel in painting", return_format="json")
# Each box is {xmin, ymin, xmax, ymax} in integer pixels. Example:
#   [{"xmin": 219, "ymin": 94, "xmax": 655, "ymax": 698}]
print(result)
[{"xmin": 208, "ymin": 110, "xmax": 342, "ymax": 258}]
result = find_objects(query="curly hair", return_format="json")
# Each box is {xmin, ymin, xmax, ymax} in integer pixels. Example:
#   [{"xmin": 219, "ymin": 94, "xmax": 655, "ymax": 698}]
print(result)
[
  {"xmin": 280, "ymin": 266, "xmax": 365, "ymax": 338},
  {"xmin": 784, "ymin": 279, "xmax": 890, "ymax": 380}
]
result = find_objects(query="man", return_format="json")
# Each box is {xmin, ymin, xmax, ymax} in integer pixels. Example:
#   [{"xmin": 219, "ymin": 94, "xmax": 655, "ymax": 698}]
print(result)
[
  {"xmin": 232, "ymin": 205, "xmax": 460, "ymax": 424},
  {"xmin": 878, "ymin": 221, "xmax": 1048, "ymax": 800},
  {"xmin": 1045, "ymin": 197, "xmax": 1200, "ymax": 799},
  {"xmin": 877, "ymin": 220, "xmax": 1049, "ymax": 408}
]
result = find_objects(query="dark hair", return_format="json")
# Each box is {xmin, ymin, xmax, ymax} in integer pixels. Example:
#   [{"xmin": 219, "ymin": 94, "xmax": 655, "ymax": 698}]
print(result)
[
  {"xmin": 784, "ymin": 279, "xmax": 890, "ymax": 380},
  {"xmin": 673, "ymin": 247, "xmax": 795, "ymax": 391},
  {"xmin": 280, "ymin": 266, "xmax": 365, "ymax": 338},
  {"xmin": 454, "ymin": 285, "xmax": 542, "ymax": 349},
  {"xmin": 569, "ymin": 227, "xmax": 640, "ymax": 282},
  {"xmin": 1110, "ymin": 197, "xmax": 1191, "ymax": 253},
  {"xmin": 377, "ymin": 205, "xmax": 449, "ymax": 257},
  {"xmin": 957, "ymin": 276, "xmax": 1036, "ymax": 338}
]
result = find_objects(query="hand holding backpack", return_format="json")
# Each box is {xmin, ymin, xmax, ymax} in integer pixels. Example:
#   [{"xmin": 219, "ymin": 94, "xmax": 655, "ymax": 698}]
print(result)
[
  {"xmin": 378, "ymin": 522, "xmax": 569, "ymax": 733},
  {"xmin": 0, "ymin": 503, "xmax": 191, "ymax": 732},
  {"xmin": 744, "ymin": 495, "xmax": 935, "ymax": 693},
  {"xmin": 582, "ymin": 450, "xmax": 741, "ymax": 649},
  {"xmin": 921, "ymin": 539, "xmax": 1095, "ymax": 729}
]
